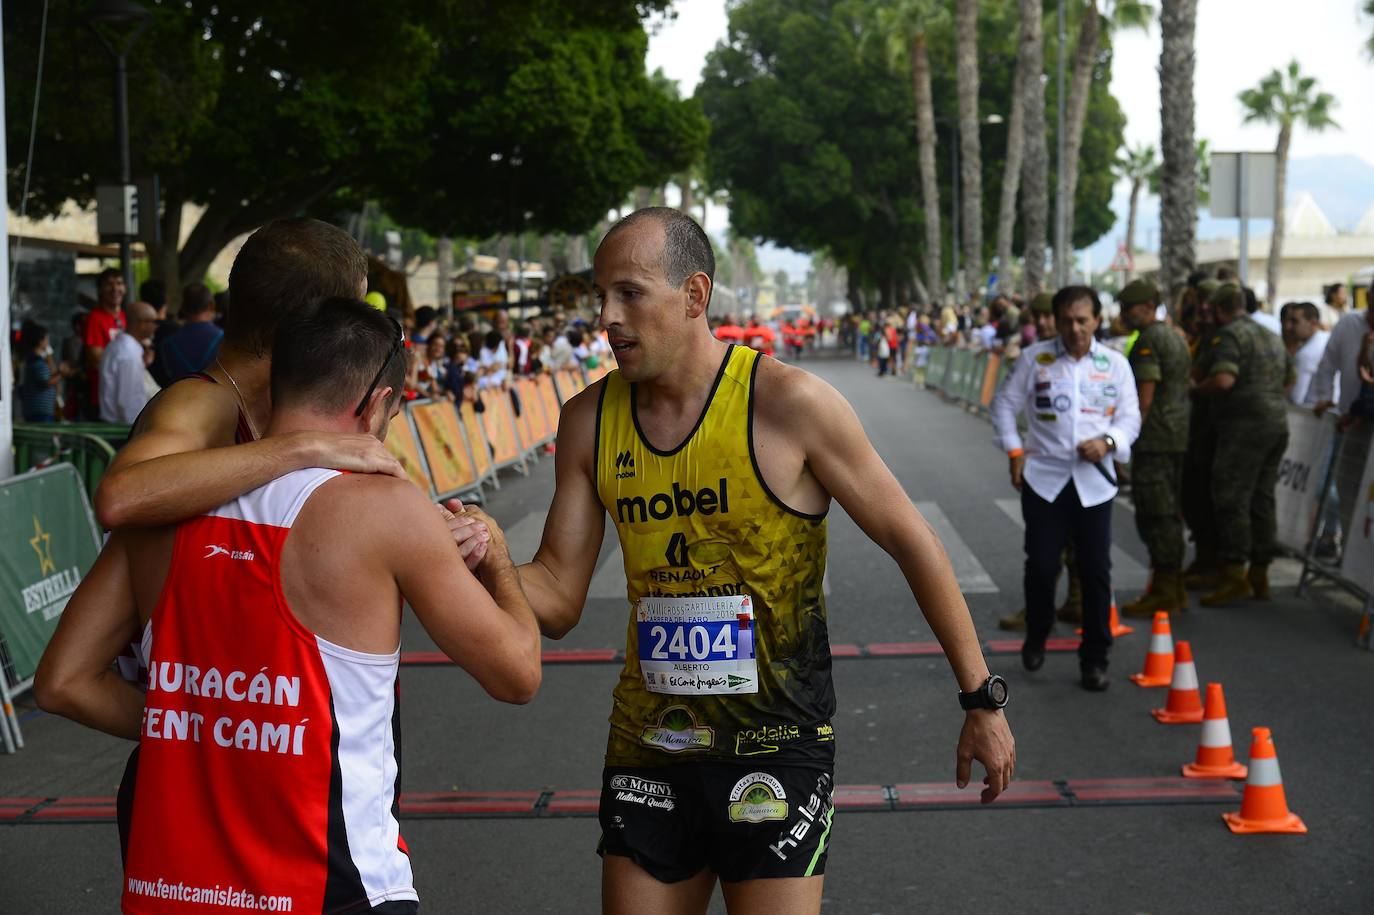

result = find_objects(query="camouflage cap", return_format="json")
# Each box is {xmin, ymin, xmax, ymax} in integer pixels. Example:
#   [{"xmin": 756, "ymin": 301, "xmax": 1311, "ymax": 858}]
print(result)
[
  {"xmin": 1029, "ymin": 292, "xmax": 1054, "ymax": 314},
  {"xmin": 1118, "ymin": 279, "xmax": 1158, "ymax": 306},
  {"xmin": 1197, "ymin": 279, "xmax": 1221, "ymax": 299},
  {"xmin": 1208, "ymin": 282, "xmax": 1240, "ymax": 305}
]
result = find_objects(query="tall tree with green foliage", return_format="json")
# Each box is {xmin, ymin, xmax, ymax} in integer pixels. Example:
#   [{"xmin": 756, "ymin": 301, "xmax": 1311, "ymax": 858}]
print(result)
[
  {"xmin": 1157, "ymin": 0, "xmax": 1197, "ymax": 296},
  {"xmin": 871, "ymin": 0, "xmax": 948, "ymax": 300},
  {"xmin": 1238, "ymin": 61, "xmax": 1338, "ymax": 302},
  {"xmin": 5, "ymin": 0, "xmax": 693, "ymax": 294},
  {"xmin": 1017, "ymin": 0, "xmax": 1050, "ymax": 296},
  {"xmin": 994, "ymin": 50, "xmax": 1025, "ymax": 295},
  {"xmin": 699, "ymin": 0, "xmax": 1124, "ymax": 308},
  {"xmin": 1058, "ymin": 0, "xmax": 1153, "ymax": 282},
  {"xmin": 956, "ymin": 0, "xmax": 983, "ymax": 295}
]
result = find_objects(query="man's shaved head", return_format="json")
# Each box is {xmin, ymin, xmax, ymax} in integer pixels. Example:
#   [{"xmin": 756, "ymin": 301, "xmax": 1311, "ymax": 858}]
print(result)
[{"xmin": 601, "ymin": 207, "xmax": 716, "ymax": 298}]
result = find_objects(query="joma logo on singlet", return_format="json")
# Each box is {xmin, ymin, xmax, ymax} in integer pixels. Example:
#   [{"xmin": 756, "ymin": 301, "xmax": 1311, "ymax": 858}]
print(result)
[{"xmin": 616, "ymin": 478, "xmax": 730, "ymax": 524}]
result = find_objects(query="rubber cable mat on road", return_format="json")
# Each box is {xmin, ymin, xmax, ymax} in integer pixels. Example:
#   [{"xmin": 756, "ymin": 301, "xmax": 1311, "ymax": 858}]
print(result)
[
  {"xmin": 0, "ymin": 778, "xmax": 1238, "ymax": 825},
  {"xmin": 400, "ymin": 638, "xmax": 1088, "ymax": 667}
]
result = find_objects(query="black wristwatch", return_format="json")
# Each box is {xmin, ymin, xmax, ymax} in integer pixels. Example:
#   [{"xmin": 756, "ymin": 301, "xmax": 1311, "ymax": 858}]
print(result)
[
  {"xmin": 1103, "ymin": 433, "xmax": 1117, "ymax": 453},
  {"xmin": 958, "ymin": 675, "xmax": 1009, "ymax": 711}
]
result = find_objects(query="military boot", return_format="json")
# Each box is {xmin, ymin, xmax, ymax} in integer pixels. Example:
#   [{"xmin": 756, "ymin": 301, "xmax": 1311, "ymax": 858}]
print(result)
[
  {"xmin": 1122, "ymin": 571, "xmax": 1186, "ymax": 617},
  {"xmin": 997, "ymin": 609, "xmax": 1027, "ymax": 631},
  {"xmin": 1183, "ymin": 556, "xmax": 1220, "ymax": 591},
  {"xmin": 1247, "ymin": 564, "xmax": 1272, "ymax": 600},
  {"xmin": 1201, "ymin": 564, "xmax": 1254, "ymax": 607},
  {"xmin": 1056, "ymin": 573, "xmax": 1083, "ymax": 624},
  {"xmin": 1120, "ymin": 579, "xmax": 1156, "ymax": 617}
]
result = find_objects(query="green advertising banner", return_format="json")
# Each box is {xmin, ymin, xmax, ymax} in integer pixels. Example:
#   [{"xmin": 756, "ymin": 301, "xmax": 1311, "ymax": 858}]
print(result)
[{"xmin": 0, "ymin": 464, "xmax": 102, "ymax": 688}]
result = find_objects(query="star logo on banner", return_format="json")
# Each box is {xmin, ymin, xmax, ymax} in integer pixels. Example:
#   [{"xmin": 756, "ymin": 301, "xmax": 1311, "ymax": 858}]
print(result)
[{"xmin": 30, "ymin": 516, "xmax": 56, "ymax": 575}]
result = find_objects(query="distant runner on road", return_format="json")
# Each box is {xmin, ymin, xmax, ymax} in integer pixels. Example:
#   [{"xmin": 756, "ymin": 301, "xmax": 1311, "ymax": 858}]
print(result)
[
  {"xmin": 460, "ymin": 207, "xmax": 1015, "ymax": 915},
  {"xmin": 37, "ymin": 298, "xmax": 541, "ymax": 915}
]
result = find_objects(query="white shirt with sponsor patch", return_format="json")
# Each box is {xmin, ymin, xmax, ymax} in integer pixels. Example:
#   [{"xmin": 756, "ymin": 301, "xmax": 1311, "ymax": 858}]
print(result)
[{"xmin": 990, "ymin": 337, "xmax": 1141, "ymax": 507}]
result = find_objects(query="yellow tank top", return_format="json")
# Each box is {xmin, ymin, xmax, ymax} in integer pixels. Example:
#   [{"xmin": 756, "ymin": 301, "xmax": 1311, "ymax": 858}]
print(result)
[{"xmin": 595, "ymin": 345, "xmax": 835, "ymax": 767}]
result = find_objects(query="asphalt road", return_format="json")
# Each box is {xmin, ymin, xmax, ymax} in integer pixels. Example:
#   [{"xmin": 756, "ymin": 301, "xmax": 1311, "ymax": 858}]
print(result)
[{"xmin": 3, "ymin": 351, "xmax": 1371, "ymax": 914}]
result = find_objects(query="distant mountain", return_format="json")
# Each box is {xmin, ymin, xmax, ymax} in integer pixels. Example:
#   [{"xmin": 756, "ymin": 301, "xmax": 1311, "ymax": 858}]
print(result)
[
  {"xmin": 1086, "ymin": 154, "xmax": 1374, "ymax": 269},
  {"xmin": 1281, "ymin": 155, "xmax": 1374, "ymax": 232}
]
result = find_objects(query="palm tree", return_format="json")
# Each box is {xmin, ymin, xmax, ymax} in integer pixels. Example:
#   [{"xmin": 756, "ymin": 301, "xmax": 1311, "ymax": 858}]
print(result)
[
  {"xmin": 1116, "ymin": 143, "xmax": 1157, "ymax": 278},
  {"xmin": 1058, "ymin": 0, "xmax": 1153, "ymax": 282},
  {"xmin": 1239, "ymin": 61, "xmax": 1338, "ymax": 303},
  {"xmin": 955, "ymin": 0, "xmax": 983, "ymax": 296},
  {"xmin": 1157, "ymin": 0, "xmax": 1197, "ymax": 297},
  {"xmin": 1365, "ymin": 1, "xmax": 1374, "ymax": 57},
  {"xmin": 1017, "ymin": 0, "xmax": 1049, "ymax": 296},
  {"xmin": 873, "ymin": 1, "xmax": 947, "ymax": 302},
  {"xmin": 994, "ymin": 63, "xmax": 1025, "ymax": 296}
]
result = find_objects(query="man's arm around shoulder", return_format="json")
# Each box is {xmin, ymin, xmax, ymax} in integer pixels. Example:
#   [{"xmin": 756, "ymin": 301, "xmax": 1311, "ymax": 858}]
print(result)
[{"xmin": 95, "ymin": 382, "xmax": 403, "ymax": 529}]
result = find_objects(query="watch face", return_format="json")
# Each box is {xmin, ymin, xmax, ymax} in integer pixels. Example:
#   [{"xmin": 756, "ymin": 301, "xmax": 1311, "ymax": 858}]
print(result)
[{"xmin": 988, "ymin": 677, "xmax": 1008, "ymax": 706}]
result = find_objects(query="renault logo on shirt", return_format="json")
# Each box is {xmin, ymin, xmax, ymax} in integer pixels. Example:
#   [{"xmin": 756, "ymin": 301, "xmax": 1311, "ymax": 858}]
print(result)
[
  {"xmin": 615, "ymin": 451, "xmax": 636, "ymax": 479},
  {"xmin": 616, "ymin": 479, "xmax": 730, "ymax": 524}
]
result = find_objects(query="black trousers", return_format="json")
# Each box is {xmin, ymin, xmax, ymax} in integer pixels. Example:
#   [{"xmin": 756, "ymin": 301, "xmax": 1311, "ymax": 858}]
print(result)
[{"xmin": 1022, "ymin": 481, "xmax": 1113, "ymax": 667}]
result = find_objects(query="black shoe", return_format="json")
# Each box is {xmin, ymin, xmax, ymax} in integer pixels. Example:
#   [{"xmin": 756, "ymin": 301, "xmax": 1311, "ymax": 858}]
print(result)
[
  {"xmin": 1080, "ymin": 666, "xmax": 1109, "ymax": 691},
  {"xmin": 1021, "ymin": 644, "xmax": 1045, "ymax": 672}
]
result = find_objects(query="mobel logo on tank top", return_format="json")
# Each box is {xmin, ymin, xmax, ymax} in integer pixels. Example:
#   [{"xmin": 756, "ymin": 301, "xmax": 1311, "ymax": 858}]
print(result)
[{"xmin": 615, "ymin": 478, "xmax": 730, "ymax": 525}]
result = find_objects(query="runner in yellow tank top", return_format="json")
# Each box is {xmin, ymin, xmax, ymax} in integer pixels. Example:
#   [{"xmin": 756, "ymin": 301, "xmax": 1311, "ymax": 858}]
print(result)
[
  {"xmin": 596, "ymin": 343, "xmax": 835, "ymax": 769},
  {"xmin": 454, "ymin": 208, "xmax": 1016, "ymax": 915}
]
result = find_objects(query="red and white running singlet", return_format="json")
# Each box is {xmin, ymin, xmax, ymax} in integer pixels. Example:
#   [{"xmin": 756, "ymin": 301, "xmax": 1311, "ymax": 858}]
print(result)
[{"xmin": 122, "ymin": 468, "xmax": 415, "ymax": 914}]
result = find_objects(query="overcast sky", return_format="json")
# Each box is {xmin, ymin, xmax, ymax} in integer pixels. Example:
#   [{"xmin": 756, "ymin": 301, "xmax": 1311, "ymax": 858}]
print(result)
[{"xmin": 646, "ymin": 0, "xmax": 1374, "ymax": 277}]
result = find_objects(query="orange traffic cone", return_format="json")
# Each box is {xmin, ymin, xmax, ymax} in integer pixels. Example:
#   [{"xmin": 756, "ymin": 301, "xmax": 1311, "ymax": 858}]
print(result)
[
  {"xmin": 1151, "ymin": 640, "xmax": 1203, "ymax": 723},
  {"xmin": 1076, "ymin": 592, "xmax": 1134, "ymax": 637},
  {"xmin": 1129, "ymin": 611, "xmax": 1174, "ymax": 688},
  {"xmin": 1223, "ymin": 727, "xmax": 1307, "ymax": 834},
  {"xmin": 1182, "ymin": 683, "xmax": 1248, "ymax": 779}
]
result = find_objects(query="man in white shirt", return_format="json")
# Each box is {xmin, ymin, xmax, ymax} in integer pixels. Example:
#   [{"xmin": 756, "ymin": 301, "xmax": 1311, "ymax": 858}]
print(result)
[
  {"xmin": 98, "ymin": 301, "xmax": 160, "ymax": 423},
  {"xmin": 990, "ymin": 286, "xmax": 1141, "ymax": 691},
  {"xmin": 1309, "ymin": 304, "xmax": 1374, "ymax": 548},
  {"xmin": 1310, "ymin": 307, "xmax": 1374, "ymax": 418},
  {"xmin": 1280, "ymin": 301, "xmax": 1330, "ymax": 406}
]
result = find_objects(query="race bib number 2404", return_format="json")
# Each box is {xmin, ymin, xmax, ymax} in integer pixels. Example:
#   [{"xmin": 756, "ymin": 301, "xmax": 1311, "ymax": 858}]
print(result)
[{"xmin": 637, "ymin": 594, "xmax": 758, "ymax": 696}]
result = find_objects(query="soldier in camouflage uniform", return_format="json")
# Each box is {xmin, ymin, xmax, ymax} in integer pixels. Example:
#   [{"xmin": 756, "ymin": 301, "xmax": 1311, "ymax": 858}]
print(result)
[
  {"xmin": 1193, "ymin": 284, "xmax": 1295, "ymax": 605},
  {"xmin": 1118, "ymin": 280, "xmax": 1191, "ymax": 616},
  {"xmin": 1181, "ymin": 279, "xmax": 1221, "ymax": 588}
]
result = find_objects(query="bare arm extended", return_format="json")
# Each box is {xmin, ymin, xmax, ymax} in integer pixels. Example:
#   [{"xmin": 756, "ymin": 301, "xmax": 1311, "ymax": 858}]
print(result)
[
  {"xmin": 377, "ymin": 480, "xmax": 542, "ymax": 704},
  {"xmin": 770, "ymin": 368, "xmax": 1016, "ymax": 803},
  {"xmin": 515, "ymin": 384, "xmax": 607, "ymax": 639},
  {"xmin": 95, "ymin": 382, "xmax": 404, "ymax": 528}
]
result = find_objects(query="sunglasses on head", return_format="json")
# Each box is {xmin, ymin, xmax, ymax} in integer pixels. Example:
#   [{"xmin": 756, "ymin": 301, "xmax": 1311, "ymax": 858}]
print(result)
[{"xmin": 355, "ymin": 316, "xmax": 405, "ymax": 417}]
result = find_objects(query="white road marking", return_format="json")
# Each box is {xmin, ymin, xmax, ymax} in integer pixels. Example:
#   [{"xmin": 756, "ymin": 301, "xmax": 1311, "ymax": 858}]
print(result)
[
  {"xmin": 994, "ymin": 498, "xmax": 1149, "ymax": 590},
  {"xmin": 914, "ymin": 502, "xmax": 999, "ymax": 594}
]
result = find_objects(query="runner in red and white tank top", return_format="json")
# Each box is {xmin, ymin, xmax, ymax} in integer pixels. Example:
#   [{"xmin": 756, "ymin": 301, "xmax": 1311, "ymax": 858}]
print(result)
[
  {"xmin": 123, "ymin": 468, "xmax": 413, "ymax": 914},
  {"xmin": 39, "ymin": 296, "xmax": 542, "ymax": 914}
]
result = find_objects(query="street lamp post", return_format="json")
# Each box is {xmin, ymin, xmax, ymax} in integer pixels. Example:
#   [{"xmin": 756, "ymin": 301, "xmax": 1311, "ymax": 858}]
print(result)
[{"xmin": 86, "ymin": 0, "xmax": 151, "ymax": 306}]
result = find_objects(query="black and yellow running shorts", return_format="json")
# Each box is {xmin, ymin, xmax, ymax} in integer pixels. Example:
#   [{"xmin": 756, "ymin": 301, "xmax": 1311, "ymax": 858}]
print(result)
[{"xmin": 597, "ymin": 763, "xmax": 835, "ymax": 883}]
